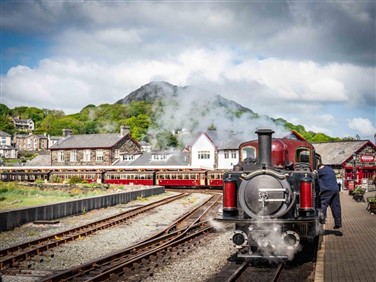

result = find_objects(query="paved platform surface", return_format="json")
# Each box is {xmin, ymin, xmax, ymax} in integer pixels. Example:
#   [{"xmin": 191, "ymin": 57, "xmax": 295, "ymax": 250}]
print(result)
[{"xmin": 314, "ymin": 191, "xmax": 376, "ymax": 282}]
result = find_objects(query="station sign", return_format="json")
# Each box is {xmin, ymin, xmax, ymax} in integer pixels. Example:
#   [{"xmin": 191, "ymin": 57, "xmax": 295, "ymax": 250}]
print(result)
[{"xmin": 360, "ymin": 155, "xmax": 375, "ymax": 163}]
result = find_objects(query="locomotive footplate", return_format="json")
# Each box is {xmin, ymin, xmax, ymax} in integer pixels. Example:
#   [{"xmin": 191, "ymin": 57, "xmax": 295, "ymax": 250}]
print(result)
[{"xmin": 215, "ymin": 217, "xmax": 317, "ymax": 224}]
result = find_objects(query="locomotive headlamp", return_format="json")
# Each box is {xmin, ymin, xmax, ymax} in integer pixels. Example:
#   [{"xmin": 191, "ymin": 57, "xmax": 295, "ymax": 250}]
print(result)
[{"xmin": 232, "ymin": 230, "xmax": 248, "ymax": 247}]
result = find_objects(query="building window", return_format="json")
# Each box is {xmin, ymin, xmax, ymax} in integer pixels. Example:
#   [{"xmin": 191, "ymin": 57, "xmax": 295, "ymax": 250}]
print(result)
[
  {"xmin": 198, "ymin": 151, "xmax": 210, "ymax": 159},
  {"xmin": 231, "ymin": 151, "xmax": 237, "ymax": 159},
  {"xmin": 83, "ymin": 150, "xmax": 91, "ymax": 162},
  {"xmin": 224, "ymin": 151, "xmax": 229, "ymax": 159},
  {"xmin": 114, "ymin": 149, "xmax": 120, "ymax": 159},
  {"xmin": 152, "ymin": 154, "xmax": 168, "ymax": 161},
  {"xmin": 58, "ymin": 151, "xmax": 65, "ymax": 162},
  {"xmin": 70, "ymin": 150, "xmax": 77, "ymax": 162},
  {"xmin": 123, "ymin": 155, "xmax": 134, "ymax": 161},
  {"xmin": 96, "ymin": 150, "xmax": 104, "ymax": 161}
]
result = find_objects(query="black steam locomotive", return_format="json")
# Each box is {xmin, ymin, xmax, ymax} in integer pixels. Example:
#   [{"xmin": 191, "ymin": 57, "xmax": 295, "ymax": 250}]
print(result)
[{"xmin": 218, "ymin": 129, "xmax": 321, "ymax": 260}]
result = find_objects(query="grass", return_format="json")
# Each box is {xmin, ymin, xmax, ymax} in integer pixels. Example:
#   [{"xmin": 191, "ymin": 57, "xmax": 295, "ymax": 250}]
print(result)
[{"xmin": 0, "ymin": 182, "xmax": 110, "ymax": 211}]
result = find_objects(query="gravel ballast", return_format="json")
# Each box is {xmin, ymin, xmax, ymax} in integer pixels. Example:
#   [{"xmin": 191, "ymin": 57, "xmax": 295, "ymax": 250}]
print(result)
[{"xmin": 1, "ymin": 191, "xmax": 237, "ymax": 282}]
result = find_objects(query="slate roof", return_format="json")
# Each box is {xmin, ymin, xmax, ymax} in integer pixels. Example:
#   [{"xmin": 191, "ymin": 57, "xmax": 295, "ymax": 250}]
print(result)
[
  {"xmin": 116, "ymin": 151, "xmax": 189, "ymax": 166},
  {"xmin": 196, "ymin": 130, "xmax": 246, "ymax": 150},
  {"xmin": 50, "ymin": 133, "xmax": 127, "ymax": 149},
  {"xmin": 313, "ymin": 140, "xmax": 373, "ymax": 165},
  {"xmin": 0, "ymin": 130, "xmax": 11, "ymax": 137},
  {"xmin": 27, "ymin": 154, "xmax": 51, "ymax": 166}
]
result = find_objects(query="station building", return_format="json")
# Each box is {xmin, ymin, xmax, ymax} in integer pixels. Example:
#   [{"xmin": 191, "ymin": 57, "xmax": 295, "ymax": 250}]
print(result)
[{"xmin": 313, "ymin": 140, "xmax": 376, "ymax": 191}]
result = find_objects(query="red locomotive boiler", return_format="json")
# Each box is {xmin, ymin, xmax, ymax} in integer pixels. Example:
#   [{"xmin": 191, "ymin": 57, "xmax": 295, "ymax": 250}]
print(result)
[{"xmin": 218, "ymin": 129, "xmax": 321, "ymax": 260}]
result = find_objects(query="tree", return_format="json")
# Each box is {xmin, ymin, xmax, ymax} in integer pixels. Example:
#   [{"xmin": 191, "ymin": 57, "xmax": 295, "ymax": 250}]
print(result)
[
  {"xmin": 125, "ymin": 114, "xmax": 151, "ymax": 140},
  {"xmin": 0, "ymin": 116, "xmax": 15, "ymax": 134},
  {"xmin": 0, "ymin": 104, "xmax": 10, "ymax": 116}
]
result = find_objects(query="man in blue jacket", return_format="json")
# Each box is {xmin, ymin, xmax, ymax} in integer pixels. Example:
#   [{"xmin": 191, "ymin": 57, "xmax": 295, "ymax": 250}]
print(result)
[{"xmin": 317, "ymin": 162, "xmax": 342, "ymax": 229}]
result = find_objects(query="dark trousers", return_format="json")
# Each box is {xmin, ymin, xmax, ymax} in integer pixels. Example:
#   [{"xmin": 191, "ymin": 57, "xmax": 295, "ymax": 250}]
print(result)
[{"xmin": 320, "ymin": 190, "xmax": 342, "ymax": 225}]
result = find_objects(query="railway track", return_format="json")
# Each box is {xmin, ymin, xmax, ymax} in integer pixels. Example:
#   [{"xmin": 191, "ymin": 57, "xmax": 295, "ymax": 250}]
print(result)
[
  {"xmin": 208, "ymin": 236, "xmax": 319, "ymax": 282},
  {"xmin": 38, "ymin": 193, "xmax": 222, "ymax": 281},
  {"xmin": 209, "ymin": 259, "xmax": 284, "ymax": 282},
  {"xmin": 0, "ymin": 193, "xmax": 188, "ymax": 270}
]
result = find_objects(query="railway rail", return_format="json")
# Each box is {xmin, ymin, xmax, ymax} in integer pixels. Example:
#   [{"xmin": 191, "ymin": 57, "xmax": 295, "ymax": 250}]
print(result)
[
  {"xmin": 0, "ymin": 193, "xmax": 188, "ymax": 270},
  {"xmin": 210, "ymin": 260, "xmax": 284, "ymax": 282},
  {"xmin": 39, "ymin": 193, "xmax": 221, "ymax": 281}
]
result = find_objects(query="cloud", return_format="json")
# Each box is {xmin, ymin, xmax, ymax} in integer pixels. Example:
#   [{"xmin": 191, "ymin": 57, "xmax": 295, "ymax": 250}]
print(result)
[
  {"xmin": 2, "ymin": 46, "xmax": 374, "ymax": 139},
  {"xmin": 347, "ymin": 118, "xmax": 376, "ymax": 138},
  {"xmin": 2, "ymin": 1, "xmax": 374, "ymax": 66},
  {"xmin": 1, "ymin": 1, "xmax": 375, "ymax": 139}
]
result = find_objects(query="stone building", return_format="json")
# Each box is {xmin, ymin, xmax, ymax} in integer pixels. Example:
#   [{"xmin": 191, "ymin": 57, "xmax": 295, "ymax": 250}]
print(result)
[
  {"xmin": 13, "ymin": 133, "xmax": 49, "ymax": 151},
  {"xmin": 12, "ymin": 117, "xmax": 34, "ymax": 132},
  {"xmin": 49, "ymin": 126, "xmax": 141, "ymax": 166}
]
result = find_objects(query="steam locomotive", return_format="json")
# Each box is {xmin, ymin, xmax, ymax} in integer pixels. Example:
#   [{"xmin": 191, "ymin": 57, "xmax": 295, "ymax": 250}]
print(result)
[{"xmin": 218, "ymin": 129, "xmax": 321, "ymax": 260}]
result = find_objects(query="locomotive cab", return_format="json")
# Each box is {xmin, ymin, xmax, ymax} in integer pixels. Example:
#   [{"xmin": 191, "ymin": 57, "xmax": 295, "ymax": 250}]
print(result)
[{"xmin": 219, "ymin": 129, "xmax": 320, "ymax": 260}]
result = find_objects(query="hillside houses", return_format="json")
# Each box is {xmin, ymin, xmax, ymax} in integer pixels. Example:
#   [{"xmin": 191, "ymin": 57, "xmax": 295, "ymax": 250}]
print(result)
[
  {"xmin": 12, "ymin": 117, "xmax": 34, "ymax": 132},
  {"xmin": 0, "ymin": 130, "xmax": 17, "ymax": 159}
]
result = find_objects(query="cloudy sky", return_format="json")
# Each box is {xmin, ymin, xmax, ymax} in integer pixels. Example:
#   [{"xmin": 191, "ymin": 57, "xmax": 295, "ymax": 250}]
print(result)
[{"xmin": 1, "ymin": 0, "xmax": 375, "ymax": 139}]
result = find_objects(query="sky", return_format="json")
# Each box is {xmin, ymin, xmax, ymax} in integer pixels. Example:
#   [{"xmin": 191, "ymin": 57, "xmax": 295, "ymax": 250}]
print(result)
[{"xmin": 0, "ymin": 0, "xmax": 375, "ymax": 140}]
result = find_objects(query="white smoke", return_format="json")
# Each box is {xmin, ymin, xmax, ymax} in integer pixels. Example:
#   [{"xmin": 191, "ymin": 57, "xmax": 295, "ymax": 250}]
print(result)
[
  {"xmin": 250, "ymin": 222, "xmax": 302, "ymax": 261},
  {"xmin": 146, "ymin": 82, "xmax": 290, "ymax": 148}
]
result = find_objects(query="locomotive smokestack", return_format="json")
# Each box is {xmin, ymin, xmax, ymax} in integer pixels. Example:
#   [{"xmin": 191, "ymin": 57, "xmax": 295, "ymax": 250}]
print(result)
[{"xmin": 256, "ymin": 129, "xmax": 274, "ymax": 168}]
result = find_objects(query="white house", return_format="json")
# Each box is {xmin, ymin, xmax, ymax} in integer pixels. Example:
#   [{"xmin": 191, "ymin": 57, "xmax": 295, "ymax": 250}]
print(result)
[
  {"xmin": 0, "ymin": 145, "xmax": 17, "ymax": 159},
  {"xmin": 0, "ymin": 130, "xmax": 12, "ymax": 146},
  {"xmin": 188, "ymin": 130, "xmax": 246, "ymax": 169},
  {"xmin": 189, "ymin": 132, "xmax": 217, "ymax": 169},
  {"xmin": 12, "ymin": 117, "xmax": 34, "ymax": 132}
]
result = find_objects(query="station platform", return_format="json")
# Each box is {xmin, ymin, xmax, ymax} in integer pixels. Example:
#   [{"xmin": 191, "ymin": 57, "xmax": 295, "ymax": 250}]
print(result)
[{"xmin": 314, "ymin": 191, "xmax": 376, "ymax": 282}]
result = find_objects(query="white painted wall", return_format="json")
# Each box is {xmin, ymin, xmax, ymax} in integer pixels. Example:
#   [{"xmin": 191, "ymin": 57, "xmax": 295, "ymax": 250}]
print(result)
[
  {"xmin": 218, "ymin": 149, "xmax": 239, "ymax": 169},
  {"xmin": 190, "ymin": 134, "xmax": 216, "ymax": 169}
]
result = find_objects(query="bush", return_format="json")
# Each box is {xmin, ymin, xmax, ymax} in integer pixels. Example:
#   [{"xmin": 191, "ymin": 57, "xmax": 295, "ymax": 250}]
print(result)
[
  {"xmin": 68, "ymin": 176, "xmax": 83, "ymax": 184},
  {"xmin": 50, "ymin": 175, "xmax": 62, "ymax": 183},
  {"xmin": 354, "ymin": 186, "xmax": 366, "ymax": 194}
]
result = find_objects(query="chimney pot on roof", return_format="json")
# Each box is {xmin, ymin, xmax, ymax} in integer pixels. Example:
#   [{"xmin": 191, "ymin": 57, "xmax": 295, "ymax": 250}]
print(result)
[{"xmin": 62, "ymin": 129, "xmax": 73, "ymax": 137}]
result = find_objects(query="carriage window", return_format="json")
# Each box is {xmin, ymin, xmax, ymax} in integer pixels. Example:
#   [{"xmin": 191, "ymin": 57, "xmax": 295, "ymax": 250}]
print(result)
[
  {"xmin": 241, "ymin": 147, "xmax": 256, "ymax": 161},
  {"xmin": 296, "ymin": 148, "xmax": 310, "ymax": 163}
]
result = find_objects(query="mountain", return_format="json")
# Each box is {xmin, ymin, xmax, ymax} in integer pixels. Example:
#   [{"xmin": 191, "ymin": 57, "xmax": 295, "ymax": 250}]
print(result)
[
  {"xmin": 115, "ymin": 81, "xmax": 288, "ymax": 144},
  {"xmin": 116, "ymin": 81, "xmax": 253, "ymax": 115}
]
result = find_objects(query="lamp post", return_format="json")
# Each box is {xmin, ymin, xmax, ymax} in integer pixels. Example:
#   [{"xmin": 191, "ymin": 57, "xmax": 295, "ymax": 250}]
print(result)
[{"xmin": 353, "ymin": 152, "xmax": 357, "ymax": 185}]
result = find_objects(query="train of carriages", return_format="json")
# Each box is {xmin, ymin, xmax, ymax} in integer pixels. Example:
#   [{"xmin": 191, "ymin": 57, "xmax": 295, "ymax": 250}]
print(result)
[
  {"xmin": 0, "ymin": 165, "xmax": 226, "ymax": 188},
  {"xmin": 217, "ymin": 129, "xmax": 322, "ymax": 260}
]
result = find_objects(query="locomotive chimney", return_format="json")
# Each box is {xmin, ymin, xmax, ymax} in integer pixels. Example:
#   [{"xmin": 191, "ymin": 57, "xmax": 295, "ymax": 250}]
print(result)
[{"xmin": 256, "ymin": 129, "xmax": 274, "ymax": 169}]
